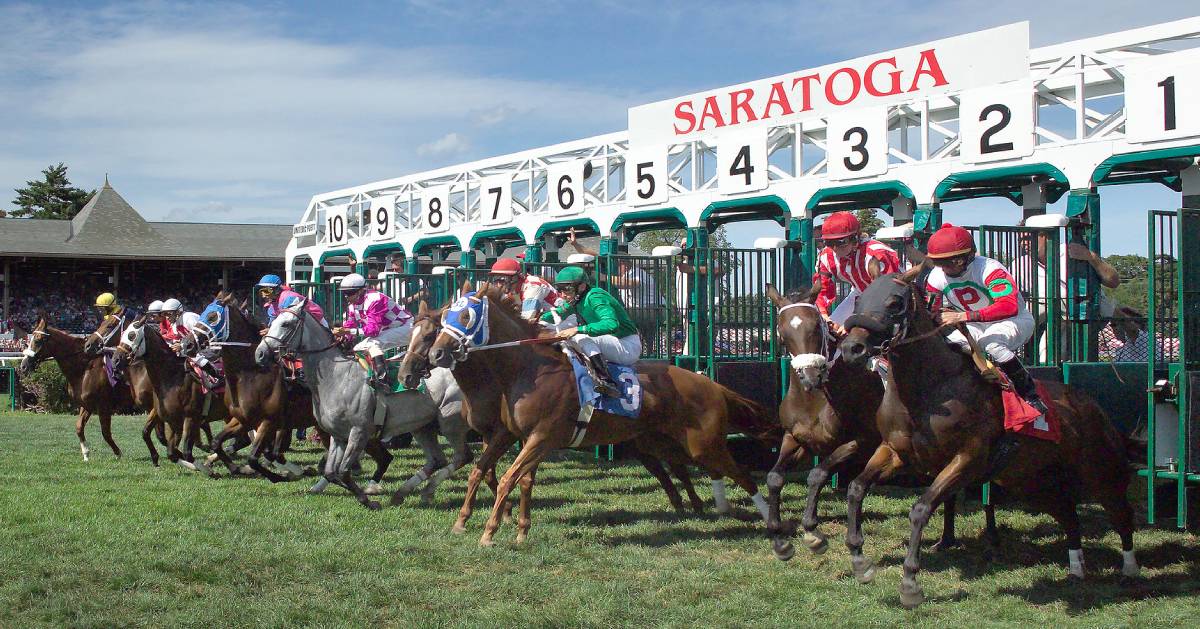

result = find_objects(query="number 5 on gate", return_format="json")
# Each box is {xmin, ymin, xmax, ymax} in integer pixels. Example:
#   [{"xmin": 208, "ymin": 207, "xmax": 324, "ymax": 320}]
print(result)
[{"xmin": 625, "ymin": 147, "xmax": 669, "ymax": 206}]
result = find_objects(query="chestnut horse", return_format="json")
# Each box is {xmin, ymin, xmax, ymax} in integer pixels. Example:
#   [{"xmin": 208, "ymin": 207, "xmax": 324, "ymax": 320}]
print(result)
[
  {"xmin": 400, "ymin": 283, "xmax": 780, "ymax": 546},
  {"xmin": 111, "ymin": 316, "xmax": 230, "ymax": 476},
  {"xmin": 763, "ymin": 283, "xmax": 995, "ymax": 562},
  {"xmin": 84, "ymin": 312, "xmax": 175, "ymax": 466},
  {"xmin": 839, "ymin": 268, "xmax": 1138, "ymax": 608},
  {"xmin": 19, "ymin": 316, "xmax": 133, "ymax": 461}
]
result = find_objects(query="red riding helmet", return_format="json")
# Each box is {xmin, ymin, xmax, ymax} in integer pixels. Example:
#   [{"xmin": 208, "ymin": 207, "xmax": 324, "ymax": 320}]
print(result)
[
  {"xmin": 820, "ymin": 212, "xmax": 861, "ymax": 240},
  {"xmin": 489, "ymin": 258, "xmax": 522, "ymax": 276},
  {"xmin": 926, "ymin": 223, "xmax": 975, "ymax": 259}
]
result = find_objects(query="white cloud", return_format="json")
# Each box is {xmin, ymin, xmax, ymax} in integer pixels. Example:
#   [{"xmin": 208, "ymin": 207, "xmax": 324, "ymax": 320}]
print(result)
[{"xmin": 416, "ymin": 132, "xmax": 470, "ymax": 157}]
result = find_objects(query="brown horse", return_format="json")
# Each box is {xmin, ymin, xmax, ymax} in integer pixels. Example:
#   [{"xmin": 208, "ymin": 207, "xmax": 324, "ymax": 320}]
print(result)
[
  {"xmin": 763, "ymin": 283, "xmax": 994, "ymax": 562},
  {"xmin": 839, "ymin": 268, "xmax": 1138, "ymax": 608},
  {"xmin": 19, "ymin": 316, "xmax": 133, "ymax": 461},
  {"xmin": 400, "ymin": 283, "xmax": 780, "ymax": 546},
  {"xmin": 84, "ymin": 311, "xmax": 176, "ymax": 466},
  {"xmin": 111, "ymin": 315, "xmax": 230, "ymax": 476}
]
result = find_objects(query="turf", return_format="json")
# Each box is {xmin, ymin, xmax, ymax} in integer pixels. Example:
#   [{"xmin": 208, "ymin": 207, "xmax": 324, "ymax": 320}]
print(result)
[{"xmin": 1, "ymin": 412, "xmax": 1198, "ymax": 628}]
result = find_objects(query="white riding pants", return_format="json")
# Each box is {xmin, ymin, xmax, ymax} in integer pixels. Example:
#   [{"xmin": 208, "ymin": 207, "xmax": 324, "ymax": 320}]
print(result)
[
  {"xmin": 945, "ymin": 312, "xmax": 1035, "ymax": 363},
  {"xmin": 353, "ymin": 320, "xmax": 413, "ymax": 357},
  {"xmin": 828, "ymin": 287, "xmax": 861, "ymax": 326},
  {"xmin": 572, "ymin": 333, "xmax": 642, "ymax": 365}
]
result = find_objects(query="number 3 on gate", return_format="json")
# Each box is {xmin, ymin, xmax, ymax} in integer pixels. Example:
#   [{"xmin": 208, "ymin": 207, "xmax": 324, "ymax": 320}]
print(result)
[
  {"xmin": 718, "ymin": 129, "xmax": 768, "ymax": 194},
  {"xmin": 826, "ymin": 107, "xmax": 888, "ymax": 181}
]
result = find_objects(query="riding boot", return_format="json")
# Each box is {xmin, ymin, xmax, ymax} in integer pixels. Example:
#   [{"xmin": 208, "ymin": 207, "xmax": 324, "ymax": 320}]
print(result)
[
  {"xmin": 372, "ymin": 355, "xmax": 390, "ymax": 388},
  {"xmin": 998, "ymin": 358, "xmax": 1048, "ymax": 415},
  {"xmin": 586, "ymin": 354, "xmax": 621, "ymax": 398}
]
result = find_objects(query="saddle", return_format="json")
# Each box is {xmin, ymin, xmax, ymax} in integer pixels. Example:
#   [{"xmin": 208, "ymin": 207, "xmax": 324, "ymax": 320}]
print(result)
[{"xmin": 187, "ymin": 357, "xmax": 225, "ymax": 395}]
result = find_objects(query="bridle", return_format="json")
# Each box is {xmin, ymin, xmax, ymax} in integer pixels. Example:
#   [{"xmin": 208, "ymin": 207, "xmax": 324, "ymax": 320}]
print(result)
[
  {"xmin": 438, "ymin": 293, "xmax": 490, "ymax": 364},
  {"xmin": 261, "ymin": 302, "xmax": 340, "ymax": 357},
  {"xmin": 21, "ymin": 329, "xmax": 52, "ymax": 363},
  {"xmin": 777, "ymin": 302, "xmax": 837, "ymax": 390},
  {"xmin": 854, "ymin": 280, "xmax": 947, "ymax": 357},
  {"xmin": 87, "ymin": 312, "xmax": 127, "ymax": 351}
]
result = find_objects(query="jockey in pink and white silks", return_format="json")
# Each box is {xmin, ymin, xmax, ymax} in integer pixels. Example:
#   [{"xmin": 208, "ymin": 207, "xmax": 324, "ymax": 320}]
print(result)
[{"xmin": 332, "ymin": 273, "xmax": 413, "ymax": 385}]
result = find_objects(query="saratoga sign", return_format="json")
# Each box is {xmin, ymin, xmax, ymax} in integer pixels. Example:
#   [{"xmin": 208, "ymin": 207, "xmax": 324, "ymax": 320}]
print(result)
[{"xmin": 628, "ymin": 22, "xmax": 1030, "ymax": 146}]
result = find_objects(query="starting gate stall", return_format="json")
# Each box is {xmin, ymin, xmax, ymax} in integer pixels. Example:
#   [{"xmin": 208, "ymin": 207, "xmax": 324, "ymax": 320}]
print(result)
[
  {"xmin": 0, "ymin": 362, "xmax": 16, "ymax": 411},
  {"xmin": 282, "ymin": 19, "xmax": 1200, "ymax": 486},
  {"xmin": 1146, "ymin": 204, "xmax": 1200, "ymax": 528}
]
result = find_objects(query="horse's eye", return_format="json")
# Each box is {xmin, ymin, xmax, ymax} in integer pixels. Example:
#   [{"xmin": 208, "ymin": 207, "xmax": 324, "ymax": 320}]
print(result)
[
  {"xmin": 126, "ymin": 331, "xmax": 136, "ymax": 341},
  {"xmin": 885, "ymin": 297, "xmax": 904, "ymax": 313}
]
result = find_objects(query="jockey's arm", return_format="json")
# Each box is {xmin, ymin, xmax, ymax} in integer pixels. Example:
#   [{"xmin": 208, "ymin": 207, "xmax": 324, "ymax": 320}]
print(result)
[{"xmin": 577, "ymin": 300, "xmax": 619, "ymax": 336}]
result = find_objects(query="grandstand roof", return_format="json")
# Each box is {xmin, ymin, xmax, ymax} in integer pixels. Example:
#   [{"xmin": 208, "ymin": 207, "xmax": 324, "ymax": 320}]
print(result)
[{"xmin": 0, "ymin": 180, "xmax": 290, "ymax": 261}]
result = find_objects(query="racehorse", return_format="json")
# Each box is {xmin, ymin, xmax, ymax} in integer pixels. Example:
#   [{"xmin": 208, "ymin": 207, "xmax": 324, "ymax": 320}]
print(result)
[
  {"xmin": 111, "ymin": 316, "xmax": 230, "ymax": 476},
  {"xmin": 763, "ymin": 283, "xmax": 994, "ymax": 562},
  {"xmin": 399, "ymin": 283, "xmax": 780, "ymax": 547},
  {"xmin": 253, "ymin": 298, "xmax": 473, "ymax": 511},
  {"xmin": 84, "ymin": 312, "xmax": 175, "ymax": 466},
  {"xmin": 19, "ymin": 315, "xmax": 133, "ymax": 461},
  {"xmin": 838, "ymin": 267, "xmax": 1138, "ymax": 608},
  {"xmin": 400, "ymin": 299, "xmax": 743, "ymax": 537}
]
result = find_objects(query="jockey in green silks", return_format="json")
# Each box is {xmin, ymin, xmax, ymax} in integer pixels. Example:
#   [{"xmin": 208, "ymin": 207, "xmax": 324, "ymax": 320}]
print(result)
[{"xmin": 541, "ymin": 266, "xmax": 641, "ymax": 397}]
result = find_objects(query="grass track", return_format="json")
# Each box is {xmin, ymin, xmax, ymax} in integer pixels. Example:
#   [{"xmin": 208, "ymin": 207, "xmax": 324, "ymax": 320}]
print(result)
[{"xmin": 1, "ymin": 412, "xmax": 1198, "ymax": 628}]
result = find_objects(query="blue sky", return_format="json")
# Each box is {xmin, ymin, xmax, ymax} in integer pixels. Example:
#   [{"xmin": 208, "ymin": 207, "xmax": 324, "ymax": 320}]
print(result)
[{"xmin": 1, "ymin": 1, "xmax": 1197, "ymax": 254}]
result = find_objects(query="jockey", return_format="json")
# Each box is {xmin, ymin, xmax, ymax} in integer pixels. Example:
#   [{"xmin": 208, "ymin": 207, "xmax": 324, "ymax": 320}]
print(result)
[
  {"xmin": 542, "ymin": 266, "xmax": 640, "ymax": 397},
  {"xmin": 146, "ymin": 300, "xmax": 164, "ymax": 325},
  {"xmin": 486, "ymin": 257, "xmax": 559, "ymax": 321},
  {"xmin": 924, "ymin": 223, "xmax": 1046, "ymax": 416},
  {"xmin": 813, "ymin": 211, "xmax": 901, "ymax": 333},
  {"xmin": 332, "ymin": 273, "xmax": 412, "ymax": 386},
  {"xmin": 160, "ymin": 297, "xmax": 220, "ymax": 382},
  {"xmin": 94, "ymin": 292, "xmax": 122, "ymax": 320},
  {"xmin": 256, "ymin": 274, "xmax": 327, "ymax": 327}
]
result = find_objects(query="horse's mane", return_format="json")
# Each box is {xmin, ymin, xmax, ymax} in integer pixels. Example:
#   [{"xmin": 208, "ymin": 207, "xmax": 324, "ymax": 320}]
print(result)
[{"xmin": 475, "ymin": 283, "xmax": 543, "ymax": 337}]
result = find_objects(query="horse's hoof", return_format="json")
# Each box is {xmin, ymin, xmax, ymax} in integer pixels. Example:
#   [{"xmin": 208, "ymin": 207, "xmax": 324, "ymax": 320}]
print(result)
[
  {"xmin": 451, "ymin": 523, "xmax": 468, "ymax": 535},
  {"xmin": 899, "ymin": 581, "xmax": 925, "ymax": 609},
  {"xmin": 364, "ymin": 481, "xmax": 385, "ymax": 496},
  {"xmin": 238, "ymin": 464, "xmax": 255, "ymax": 475},
  {"xmin": 772, "ymin": 540, "xmax": 795, "ymax": 562},
  {"xmin": 389, "ymin": 493, "xmax": 408, "ymax": 507},
  {"xmin": 419, "ymin": 491, "xmax": 435, "ymax": 506},
  {"xmin": 1122, "ymin": 562, "xmax": 1141, "ymax": 579},
  {"xmin": 930, "ymin": 538, "xmax": 960, "ymax": 553},
  {"xmin": 479, "ymin": 537, "xmax": 495, "ymax": 548},
  {"xmin": 365, "ymin": 500, "xmax": 382, "ymax": 511},
  {"xmin": 851, "ymin": 557, "xmax": 876, "ymax": 584},
  {"xmin": 515, "ymin": 532, "xmax": 528, "ymax": 545},
  {"xmin": 802, "ymin": 531, "xmax": 828, "ymax": 554}
]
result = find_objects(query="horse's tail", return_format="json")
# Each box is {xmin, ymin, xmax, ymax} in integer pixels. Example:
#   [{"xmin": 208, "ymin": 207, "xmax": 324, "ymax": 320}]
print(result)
[{"xmin": 721, "ymin": 388, "xmax": 782, "ymax": 447}]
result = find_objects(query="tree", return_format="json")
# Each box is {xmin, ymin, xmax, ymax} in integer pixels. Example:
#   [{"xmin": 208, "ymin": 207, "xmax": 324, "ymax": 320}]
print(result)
[
  {"xmin": 633, "ymin": 226, "xmax": 731, "ymax": 253},
  {"xmin": 854, "ymin": 208, "xmax": 885, "ymax": 237},
  {"xmin": 10, "ymin": 164, "xmax": 94, "ymax": 220}
]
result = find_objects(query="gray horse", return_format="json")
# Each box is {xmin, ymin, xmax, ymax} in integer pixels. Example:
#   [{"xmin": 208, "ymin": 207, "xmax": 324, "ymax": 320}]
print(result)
[{"xmin": 254, "ymin": 302, "xmax": 471, "ymax": 510}]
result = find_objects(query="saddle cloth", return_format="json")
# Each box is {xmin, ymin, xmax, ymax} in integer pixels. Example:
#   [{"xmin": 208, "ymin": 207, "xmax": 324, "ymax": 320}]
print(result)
[
  {"xmin": 103, "ymin": 353, "xmax": 120, "ymax": 387},
  {"xmin": 564, "ymin": 348, "xmax": 642, "ymax": 419},
  {"xmin": 997, "ymin": 375, "xmax": 1061, "ymax": 443},
  {"xmin": 188, "ymin": 358, "xmax": 225, "ymax": 395}
]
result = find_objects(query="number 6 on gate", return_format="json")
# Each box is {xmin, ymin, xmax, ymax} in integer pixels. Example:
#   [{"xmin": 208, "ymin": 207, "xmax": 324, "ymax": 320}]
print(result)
[{"xmin": 549, "ymin": 161, "xmax": 586, "ymax": 216}]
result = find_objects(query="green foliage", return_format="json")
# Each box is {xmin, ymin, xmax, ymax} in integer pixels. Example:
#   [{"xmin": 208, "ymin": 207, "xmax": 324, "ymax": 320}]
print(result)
[
  {"xmin": 19, "ymin": 361, "xmax": 74, "ymax": 413},
  {"xmin": 1106, "ymin": 254, "xmax": 1148, "ymax": 281},
  {"xmin": 9, "ymin": 163, "xmax": 94, "ymax": 220},
  {"xmin": 854, "ymin": 208, "xmax": 886, "ymax": 237},
  {"xmin": 633, "ymin": 226, "xmax": 731, "ymax": 252}
]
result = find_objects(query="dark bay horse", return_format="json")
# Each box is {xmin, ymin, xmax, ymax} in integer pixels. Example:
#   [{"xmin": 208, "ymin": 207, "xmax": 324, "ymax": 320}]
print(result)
[
  {"xmin": 400, "ymin": 284, "xmax": 780, "ymax": 546},
  {"xmin": 839, "ymin": 268, "xmax": 1138, "ymax": 608},
  {"xmin": 763, "ymin": 283, "xmax": 993, "ymax": 563},
  {"xmin": 85, "ymin": 312, "xmax": 174, "ymax": 466},
  {"xmin": 111, "ymin": 316, "xmax": 230, "ymax": 476},
  {"xmin": 19, "ymin": 316, "xmax": 133, "ymax": 461}
]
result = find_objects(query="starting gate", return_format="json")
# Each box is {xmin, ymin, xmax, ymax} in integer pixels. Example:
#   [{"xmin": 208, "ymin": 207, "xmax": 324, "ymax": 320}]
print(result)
[{"xmin": 1146, "ymin": 208, "xmax": 1200, "ymax": 528}]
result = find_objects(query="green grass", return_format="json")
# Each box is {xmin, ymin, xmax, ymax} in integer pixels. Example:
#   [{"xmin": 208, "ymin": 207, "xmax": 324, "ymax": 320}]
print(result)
[{"xmin": 1, "ymin": 412, "xmax": 1198, "ymax": 628}]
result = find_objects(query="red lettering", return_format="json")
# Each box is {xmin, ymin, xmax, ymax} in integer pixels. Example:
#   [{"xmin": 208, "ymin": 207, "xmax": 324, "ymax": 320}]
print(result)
[
  {"xmin": 863, "ymin": 56, "xmax": 903, "ymax": 97},
  {"xmin": 729, "ymin": 88, "xmax": 757, "ymax": 125},
  {"xmin": 952, "ymin": 287, "xmax": 983, "ymax": 310},
  {"xmin": 908, "ymin": 49, "xmax": 949, "ymax": 92},
  {"xmin": 673, "ymin": 101, "xmax": 696, "ymax": 135},
  {"xmin": 762, "ymin": 81, "xmax": 794, "ymax": 119},
  {"xmin": 825, "ymin": 67, "xmax": 861, "ymax": 106},
  {"xmin": 697, "ymin": 95, "xmax": 726, "ymax": 131},
  {"xmin": 790, "ymin": 73, "xmax": 821, "ymax": 112}
]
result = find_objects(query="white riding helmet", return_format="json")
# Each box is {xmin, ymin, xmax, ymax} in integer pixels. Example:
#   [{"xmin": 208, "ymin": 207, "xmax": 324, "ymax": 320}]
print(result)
[
  {"xmin": 161, "ymin": 298, "xmax": 183, "ymax": 312},
  {"xmin": 147, "ymin": 300, "xmax": 164, "ymax": 313},
  {"xmin": 338, "ymin": 273, "xmax": 367, "ymax": 292}
]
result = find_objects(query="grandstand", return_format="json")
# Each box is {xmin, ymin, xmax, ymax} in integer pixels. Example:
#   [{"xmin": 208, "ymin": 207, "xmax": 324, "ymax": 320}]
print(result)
[{"xmin": 0, "ymin": 179, "xmax": 291, "ymax": 334}]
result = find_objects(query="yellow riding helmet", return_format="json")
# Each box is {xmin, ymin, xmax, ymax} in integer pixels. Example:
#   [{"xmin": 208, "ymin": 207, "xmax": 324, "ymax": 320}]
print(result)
[{"xmin": 95, "ymin": 292, "xmax": 117, "ymax": 308}]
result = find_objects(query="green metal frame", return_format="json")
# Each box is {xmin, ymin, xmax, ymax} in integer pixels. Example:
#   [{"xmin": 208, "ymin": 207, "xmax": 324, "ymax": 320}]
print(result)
[
  {"xmin": 0, "ymin": 366, "xmax": 15, "ymax": 411},
  {"xmin": 933, "ymin": 163, "xmax": 1070, "ymax": 204}
]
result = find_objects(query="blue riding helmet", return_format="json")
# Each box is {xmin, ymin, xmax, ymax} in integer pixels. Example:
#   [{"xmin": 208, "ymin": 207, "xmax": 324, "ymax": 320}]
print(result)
[{"xmin": 256, "ymin": 274, "xmax": 283, "ymax": 288}]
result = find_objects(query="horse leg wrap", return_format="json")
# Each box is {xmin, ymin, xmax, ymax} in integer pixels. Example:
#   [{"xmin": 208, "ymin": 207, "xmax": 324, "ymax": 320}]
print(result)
[
  {"xmin": 308, "ymin": 477, "xmax": 330, "ymax": 494},
  {"xmin": 397, "ymin": 469, "xmax": 430, "ymax": 495},
  {"xmin": 751, "ymin": 493, "xmax": 770, "ymax": 521},
  {"xmin": 80, "ymin": 440, "xmax": 91, "ymax": 462},
  {"xmin": 712, "ymin": 479, "xmax": 730, "ymax": 514},
  {"xmin": 1122, "ymin": 549, "xmax": 1140, "ymax": 577},
  {"xmin": 1068, "ymin": 548, "xmax": 1086, "ymax": 578}
]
